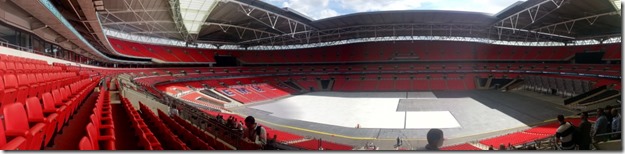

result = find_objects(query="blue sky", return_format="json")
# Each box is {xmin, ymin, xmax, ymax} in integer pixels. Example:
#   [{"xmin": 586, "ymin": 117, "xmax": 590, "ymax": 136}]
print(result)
[{"xmin": 261, "ymin": 0, "xmax": 526, "ymax": 20}]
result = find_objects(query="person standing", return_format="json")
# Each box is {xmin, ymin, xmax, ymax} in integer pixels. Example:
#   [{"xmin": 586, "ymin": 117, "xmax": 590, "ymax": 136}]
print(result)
[
  {"xmin": 611, "ymin": 108, "xmax": 621, "ymax": 140},
  {"xmin": 578, "ymin": 112, "xmax": 592, "ymax": 150},
  {"xmin": 593, "ymin": 108, "xmax": 609, "ymax": 143},
  {"xmin": 555, "ymin": 115, "xmax": 576, "ymax": 150}
]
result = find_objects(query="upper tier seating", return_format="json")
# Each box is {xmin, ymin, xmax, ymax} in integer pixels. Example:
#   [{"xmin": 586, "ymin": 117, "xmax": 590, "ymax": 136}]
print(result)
[
  {"xmin": 108, "ymin": 38, "xmax": 215, "ymax": 63},
  {"xmin": 108, "ymin": 38, "xmax": 620, "ymax": 64}
]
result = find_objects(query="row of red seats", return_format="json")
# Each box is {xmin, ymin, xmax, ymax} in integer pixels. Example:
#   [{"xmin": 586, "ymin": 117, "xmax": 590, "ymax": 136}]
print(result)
[
  {"xmin": 108, "ymin": 38, "xmax": 214, "ymax": 63},
  {"xmin": 255, "ymin": 84, "xmax": 291, "ymax": 98},
  {"xmin": 440, "ymin": 117, "xmax": 600, "ymax": 151},
  {"xmin": 110, "ymin": 37, "xmax": 620, "ymax": 63},
  {"xmin": 124, "ymin": 63, "xmax": 620, "ymax": 80},
  {"xmin": 440, "ymin": 143, "xmax": 482, "ymax": 151},
  {"xmin": 0, "ymin": 61, "xmax": 62, "ymax": 74},
  {"xmin": 523, "ymin": 117, "xmax": 598, "ymax": 135},
  {"xmin": 121, "ymin": 61, "xmax": 621, "ymax": 77},
  {"xmin": 228, "ymin": 42, "xmax": 619, "ymax": 63},
  {"xmin": 0, "ymin": 76, "xmax": 98, "ymax": 150},
  {"xmin": 0, "ymin": 54, "xmax": 47, "ymax": 65},
  {"xmin": 201, "ymin": 114, "xmax": 261, "ymax": 150},
  {"xmin": 214, "ymin": 83, "xmax": 292, "ymax": 104},
  {"xmin": 156, "ymin": 109, "xmax": 214, "ymax": 150},
  {"xmin": 478, "ymin": 132, "xmax": 551, "ymax": 150},
  {"xmin": 200, "ymin": 110, "xmax": 306, "ymax": 148},
  {"xmin": 138, "ymin": 103, "xmax": 189, "ymax": 150},
  {"xmin": 132, "ymin": 62, "xmax": 618, "ymax": 90},
  {"xmin": 120, "ymin": 98, "xmax": 163, "ymax": 150},
  {"xmin": 80, "ymin": 85, "xmax": 115, "ymax": 150},
  {"xmin": 1, "ymin": 72, "xmax": 81, "ymax": 110},
  {"xmin": 171, "ymin": 114, "xmax": 232, "ymax": 150},
  {"xmin": 287, "ymin": 139, "xmax": 353, "ymax": 150}
]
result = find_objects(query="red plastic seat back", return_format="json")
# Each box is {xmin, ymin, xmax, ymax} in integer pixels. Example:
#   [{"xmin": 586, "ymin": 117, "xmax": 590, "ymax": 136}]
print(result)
[
  {"xmin": 0, "ymin": 61, "xmax": 6, "ymax": 73},
  {"xmin": 25, "ymin": 97, "xmax": 45, "ymax": 123},
  {"xmin": 17, "ymin": 74, "xmax": 29, "ymax": 86},
  {"xmin": 51, "ymin": 89, "xmax": 63, "ymax": 106},
  {"xmin": 2, "ymin": 103, "xmax": 30, "ymax": 134},
  {"xmin": 5, "ymin": 62, "xmax": 15, "ymax": 73},
  {"xmin": 79, "ymin": 136, "xmax": 93, "ymax": 150},
  {"xmin": 85, "ymin": 123, "xmax": 99, "ymax": 150},
  {"xmin": 27, "ymin": 74, "xmax": 37, "ymax": 85},
  {"xmin": 3, "ymin": 74, "xmax": 17, "ymax": 89},
  {"xmin": 40, "ymin": 93, "xmax": 56, "ymax": 113}
]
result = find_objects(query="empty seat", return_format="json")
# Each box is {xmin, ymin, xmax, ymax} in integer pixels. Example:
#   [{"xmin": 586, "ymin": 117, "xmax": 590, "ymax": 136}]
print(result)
[
  {"xmin": 51, "ymin": 89, "xmax": 70, "ymax": 124},
  {"xmin": 3, "ymin": 103, "xmax": 46, "ymax": 150},
  {"xmin": 86, "ymin": 122, "xmax": 115, "ymax": 150},
  {"xmin": 25, "ymin": 97, "xmax": 57, "ymax": 146},
  {"xmin": 27, "ymin": 74, "xmax": 41, "ymax": 97},
  {"xmin": 40, "ymin": 92, "xmax": 66, "ymax": 133},
  {"xmin": 79, "ymin": 136, "xmax": 93, "ymax": 150},
  {"xmin": 0, "ymin": 120, "xmax": 27, "ymax": 150},
  {"xmin": 16, "ymin": 74, "xmax": 30, "ymax": 103},
  {"xmin": 3, "ymin": 74, "xmax": 18, "ymax": 105},
  {"xmin": 89, "ymin": 114, "xmax": 115, "ymax": 140}
]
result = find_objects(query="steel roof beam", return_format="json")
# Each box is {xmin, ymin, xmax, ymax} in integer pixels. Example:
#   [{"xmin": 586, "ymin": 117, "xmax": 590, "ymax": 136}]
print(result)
[
  {"xmin": 531, "ymin": 11, "xmax": 620, "ymax": 32},
  {"xmin": 101, "ymin": 9, "xmax": 170, "ymax": 14},
  {"xmin": 238, "ymin": 24, "xmax": 489, "ymax": 44},
  {"xmin": 491, "ymin": 0, "xmax": 569, "ymax": 39},
  {"xmin": 203, "ymin": 22, "xmax": 280, "ymax": 38},
  {"xmin": 226, "ymin": 0, "xmax": 318, "ymax": 40}
]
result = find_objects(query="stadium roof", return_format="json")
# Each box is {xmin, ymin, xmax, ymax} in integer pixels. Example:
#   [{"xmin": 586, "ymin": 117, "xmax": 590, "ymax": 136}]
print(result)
[{"xmin": 94, "ymin": 0, "xmax": 621, "ymax": 48}]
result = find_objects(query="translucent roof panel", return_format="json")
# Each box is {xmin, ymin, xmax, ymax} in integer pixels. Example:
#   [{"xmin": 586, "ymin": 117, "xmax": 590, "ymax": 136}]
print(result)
[
  {"xmin": 612, "ymin": 0, "xmax": 621, "ymax": 11},
  {"xmin": 179, "ymin": 0, "xmax": 218, "ymax": 34},
  {"xmin": 260, "ymin": 0, "xmax": 525, "ymax": 20}
]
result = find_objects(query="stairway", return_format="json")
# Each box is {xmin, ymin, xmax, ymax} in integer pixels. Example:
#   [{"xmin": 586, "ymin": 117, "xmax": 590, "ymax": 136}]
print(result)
[
  {"xmin": 484, "ymin": 77, "xmax": 493, "ymax": 89},
  {"xmin": 500, "ymin": 79, "xmax": 518, "ymax": 91},
  {"xmin": 208, "ymin": 89, "xmax": 244, "ymax": 108}
]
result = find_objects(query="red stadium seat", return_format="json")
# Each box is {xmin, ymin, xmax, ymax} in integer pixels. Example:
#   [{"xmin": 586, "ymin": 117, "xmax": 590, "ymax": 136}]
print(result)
[
  {"xmin": 0, "ymin": 119, "xmax": 27, "ymax": 150},
  {"xmin": 2, "ymin": 103, "xmax": 45, "ymax": 150},
  {"xmin": 24, "ymin": 97, "xmax": 57, "ymax": 146},
  {"xmin": 79, "ymin": 136, "xmax": 93, "ymax": 150},
  {"xmin": 41, "ymin": 92, "xmax": 66, "ymax": 133},
  {"xmin": 16, "ymin": 74, "xmax": 30, "ymax": 103},
  {"xmin": 3, "ymin": 74, "xmax": 18, "ymax": 105},
  {"xmin": 86, "ymin": 122, "xmax": 115, "ymax": 150}
]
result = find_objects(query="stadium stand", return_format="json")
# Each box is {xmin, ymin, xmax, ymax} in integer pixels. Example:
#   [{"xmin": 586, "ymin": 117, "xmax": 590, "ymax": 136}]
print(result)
[{"xmin": 0, "ymin": 0, "xmax": 620, "ymax": 151}]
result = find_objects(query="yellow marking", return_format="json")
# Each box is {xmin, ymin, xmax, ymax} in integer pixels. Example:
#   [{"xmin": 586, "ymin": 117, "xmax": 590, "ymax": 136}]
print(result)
[{"xmin": 254, "ymin": 118, "xmax": 377, "ymax": 140}]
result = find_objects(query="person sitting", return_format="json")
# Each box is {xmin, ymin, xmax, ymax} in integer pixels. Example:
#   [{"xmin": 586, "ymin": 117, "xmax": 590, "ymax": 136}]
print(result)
[
  {"xmin": 423, "ymin": 129, "xmax": 444, "ymax": 150},
  {"xmin": 555, "ymin": 114, "xmax": 576, "ymax": 150},
  {"xmin": 498, "ymin": 144, "xmax": 506, "ymax": 150},
  {"xmin": 243, "ymin": 116, "xmax": 267, "ymax": 146}
]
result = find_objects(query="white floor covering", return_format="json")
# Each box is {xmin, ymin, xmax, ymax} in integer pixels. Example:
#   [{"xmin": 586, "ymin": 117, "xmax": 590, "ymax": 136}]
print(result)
[{"xmin": 250, "ymin": 92, "xmax": 461, "ymax": 129}]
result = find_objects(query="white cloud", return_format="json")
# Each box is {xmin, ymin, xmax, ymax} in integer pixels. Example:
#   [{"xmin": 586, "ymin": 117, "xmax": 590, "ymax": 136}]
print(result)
[
  {"xmin": 261, "ymin": 0, "xmax": 523, "ymax": 20},
  {"xmin": 338, "ymin": 0, "xmax": 441, "ymax": 12},
  {"xmin": 279, "ymin": 0, "xmax": 339, "ymax": 19}
]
